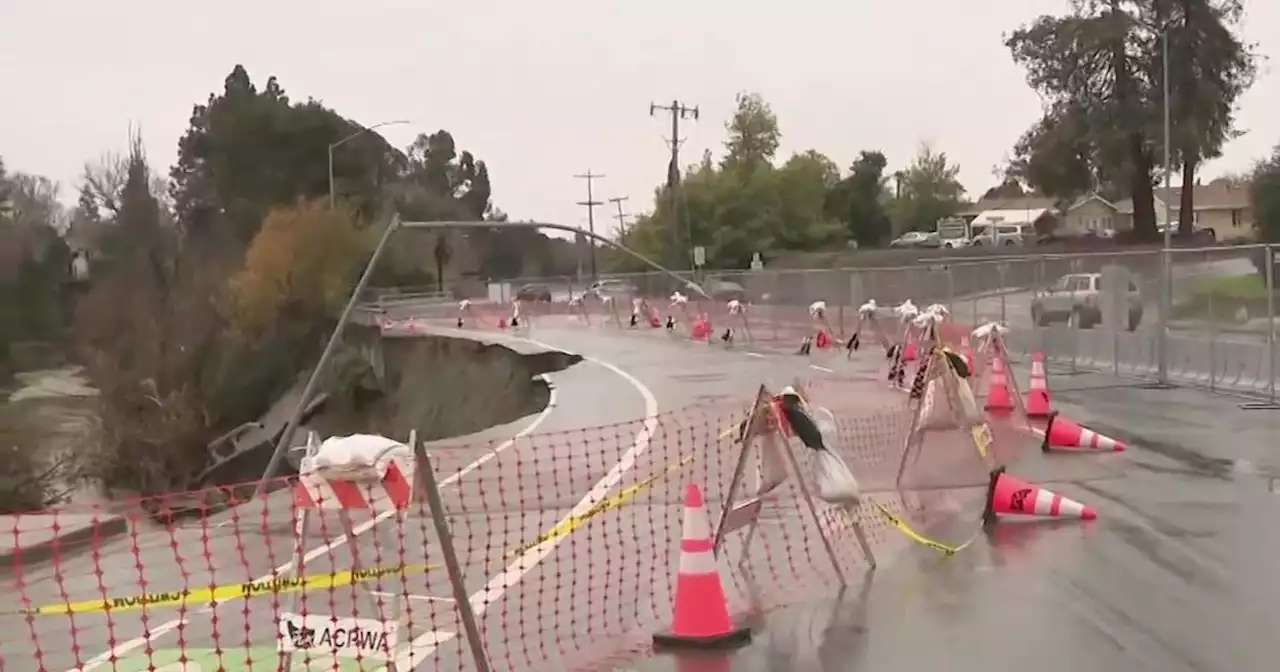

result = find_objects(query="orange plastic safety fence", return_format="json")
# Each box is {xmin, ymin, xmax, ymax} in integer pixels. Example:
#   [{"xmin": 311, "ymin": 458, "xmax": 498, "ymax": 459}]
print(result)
[{"xmin": 1, "ymin": 325, "xmax": 1048, "ymax": 672}]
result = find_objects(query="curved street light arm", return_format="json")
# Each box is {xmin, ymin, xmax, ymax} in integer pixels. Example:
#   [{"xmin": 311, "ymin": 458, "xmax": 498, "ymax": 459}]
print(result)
[
  {"xmin": 255, "ymin": 217, "xmax": 705, "ymax": 496},
  {"xmin": 331, "ymin": 119, "xmax": 412, "ymax": 150},
  {"xmin": 399, "ymin": 220, "xmax": 709, "ymax": 300}
]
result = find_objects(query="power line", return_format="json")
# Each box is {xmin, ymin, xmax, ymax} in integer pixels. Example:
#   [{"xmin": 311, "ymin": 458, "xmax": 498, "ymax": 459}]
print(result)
[
  {"xmin": 649, "ymin": 100, "xmax": 698, "ymax": 271},
  {"xmin": 608, "ymin": 196, "xmax": 629, "ymax": 237},
  {"xmin": 574, "ymin": 170, "xmax": 605, "ymax": 280}
]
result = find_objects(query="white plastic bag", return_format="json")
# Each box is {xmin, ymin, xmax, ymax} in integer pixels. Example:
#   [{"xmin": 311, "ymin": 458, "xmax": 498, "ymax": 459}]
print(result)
[
  {"xmin": 956, "ymin": 378, "xmax": 981, "ymax": 423},
  {"xmin": 810, "ymin": 407, "xmax": 840, "ymax": 447},
  {"xmin": 806, "ymin": 407, "xmax": 861, "ymax": 504},
  {"xmin": 917, "ymin": 377, "xmax": 982, "ymax": 431},
  {"xmin": 812, "ymin": 449, "xmax": 861, "ymax": 504},
  {"xmin": 754, "ymin": 432, "xmax": 789, "ymax": 497}
]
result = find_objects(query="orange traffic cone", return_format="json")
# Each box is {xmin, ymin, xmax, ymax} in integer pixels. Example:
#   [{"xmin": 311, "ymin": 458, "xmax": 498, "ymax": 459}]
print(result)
[
  {"xmin": 497, "ymin": 317, "xmax": 507, "ymax": 329},
  {"xmin": 982, "ymin": 467, "xmax": 1096, "ymax": 523},
  {"xmin": 1042, "ymin": 412, "xmax": 1127, "ymax": 452},
  {"xmin": 691, "ymin": 317, "xmax": 711, "ymax": 341},
  {"xmin": 653, "ymin": 484, "xmax": 751, "ymax": 650},
  {"xmin": 984, "ymin": 356, "xmax": 1014, "ymax": 411},
  {"xmin": 1025, "ymin": 352, "xmax": 1052, "ymax": 417}
]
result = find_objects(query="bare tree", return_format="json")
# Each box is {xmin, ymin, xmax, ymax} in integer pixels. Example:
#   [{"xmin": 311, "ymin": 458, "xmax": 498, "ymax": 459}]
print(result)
[{"xmin": 78, "ymin": 152, "xmax": 128, "ymax": 222}]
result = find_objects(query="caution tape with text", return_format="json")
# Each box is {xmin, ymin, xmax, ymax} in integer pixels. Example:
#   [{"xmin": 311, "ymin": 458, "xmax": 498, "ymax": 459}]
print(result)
[{"xmin": 24, "ymin": 458, "xmax": 690, "ymax": 616}]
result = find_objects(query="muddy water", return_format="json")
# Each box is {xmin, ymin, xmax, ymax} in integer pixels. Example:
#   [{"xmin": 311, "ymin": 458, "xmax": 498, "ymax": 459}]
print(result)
[{"xmin": 1, "ymin": 366, "xmax": 100, "ymax": 509}]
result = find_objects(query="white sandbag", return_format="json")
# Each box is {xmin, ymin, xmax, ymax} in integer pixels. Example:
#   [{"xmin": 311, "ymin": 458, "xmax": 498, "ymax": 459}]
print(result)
[
  {"xmin": 813, "ymin": 449, "xmax": 861, "ymax": 504},
  {"xmin": 309, "ymin": 434, "xmax": 412, "ymax": 477}
]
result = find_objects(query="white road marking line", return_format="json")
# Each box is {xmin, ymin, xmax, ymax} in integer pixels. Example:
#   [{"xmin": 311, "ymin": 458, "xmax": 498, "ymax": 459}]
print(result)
[
  {"xmin": 810, "ymin": 365, "xmax": 835, "ymax": 373},
  {"xmin": 70, "ymin": 376, "xmax": 559, "ymax": 672},
  {"xmin": 369, "ymin": 591, "xmax": 455, "ymax": 603},
  {"xmin": 744, "ymin": 351, "xmax": 766, "ymax": 358},
  {"xmin": 393, "ymin": 336, "xmax": 659, "ymax": 668}
]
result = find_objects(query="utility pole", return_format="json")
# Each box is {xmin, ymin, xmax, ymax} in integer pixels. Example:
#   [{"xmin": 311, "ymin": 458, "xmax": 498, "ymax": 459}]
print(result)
[
  {"xmin": 575, "ymin": 170, "xmax": 604, "ymax": 280},
  {"xmin": 608, "ymin": 196, "xmax": 630, "ymax": 237},
  {"xmin": 650, "ymin": 100, "xmax": 698, "ymax": 271}
]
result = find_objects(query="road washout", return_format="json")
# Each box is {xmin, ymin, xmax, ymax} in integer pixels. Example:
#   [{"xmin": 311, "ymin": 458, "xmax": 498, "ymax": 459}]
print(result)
[{"xmin": 311, "ymin": 334, "xmax": 582, "ymax": 444}]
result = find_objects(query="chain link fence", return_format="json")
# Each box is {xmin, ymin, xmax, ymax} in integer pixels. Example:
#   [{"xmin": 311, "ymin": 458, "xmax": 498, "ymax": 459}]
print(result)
[{"xmin": 498, "ymin": 245, "xmax": 1276, "ymax": 404}]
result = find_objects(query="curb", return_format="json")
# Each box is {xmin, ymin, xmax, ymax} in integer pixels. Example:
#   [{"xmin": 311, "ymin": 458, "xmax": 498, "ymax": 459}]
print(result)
[
  {"xmin": 1167, "ymin": 322, "xmax": 1273, "ymax": 337},
  {"xmin": 0, "ymin": 514, "xmax": 131, "ymax": 572}
]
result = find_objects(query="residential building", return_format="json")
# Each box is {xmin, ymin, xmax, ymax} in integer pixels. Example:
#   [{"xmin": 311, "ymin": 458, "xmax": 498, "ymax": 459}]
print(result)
[
  {"xmin": 1061, "ymin": 194, "xmax": 1119, "ymax": 236},
  {"xmin": 1066, "ymin": 182, "xmax": 1254, "ymax": 240},
  {"xmin": 955, "ymin": 195, "xmax": 1058, "ymax": 224}
]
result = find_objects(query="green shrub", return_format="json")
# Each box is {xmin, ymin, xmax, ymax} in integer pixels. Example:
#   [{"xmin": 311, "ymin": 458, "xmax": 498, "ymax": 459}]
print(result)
[{"xmin": 1175, "ymin": 273, "xmax": 1278, "ymax": 321}]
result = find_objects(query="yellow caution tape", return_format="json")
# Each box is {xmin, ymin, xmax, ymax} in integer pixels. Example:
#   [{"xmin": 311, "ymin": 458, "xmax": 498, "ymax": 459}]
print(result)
[
  {"xmin": 28, "ymin": 458, "xmax": 691, "ymax": 616},
  {"xmin": 501, "ymin": 456, "xmax": 693, "ymax": 558},
  {"xmin": 30, "ymin": 561, "xmax": 438, "ymax": 616},
  {"xmin": 869, "ymin": 499, "xmax": 981, "ymax": 557},
  {"xmin": 971, "ymin": 424, "xmax": 993, "ymax": 461}
]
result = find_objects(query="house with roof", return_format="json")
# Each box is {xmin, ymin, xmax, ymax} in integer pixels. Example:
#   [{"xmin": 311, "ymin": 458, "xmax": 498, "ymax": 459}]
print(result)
[
  {"xmin": 1065, "ymin": 182, "xmax": 1254, "ymax": 240},
  {"xmin": 954, "ymin": 195, "xmax": 1059, "ymax": 224},
  {"xmin": 969, "ymin": 207, "xmax": 1059, "ymax": 232}
]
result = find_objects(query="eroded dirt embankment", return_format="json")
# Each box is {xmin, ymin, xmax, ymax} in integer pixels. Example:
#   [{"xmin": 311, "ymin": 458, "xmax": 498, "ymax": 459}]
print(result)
[{"xmin": 311, "ymin": 334, "xmax": 582, "ymax": 443}]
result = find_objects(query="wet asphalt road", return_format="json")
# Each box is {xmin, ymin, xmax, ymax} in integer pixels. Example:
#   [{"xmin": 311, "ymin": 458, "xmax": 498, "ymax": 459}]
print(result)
[
  {"xmin": 8, "ymin": 314, "xmax": 1274, "ymax": 671},
  {"xmin": 5, "ymin": 318, "xmax": 887, "ymax": 671},
  {"xmin": 634, "ymin": 356, "xmax": 1280, "ymax": 672}
]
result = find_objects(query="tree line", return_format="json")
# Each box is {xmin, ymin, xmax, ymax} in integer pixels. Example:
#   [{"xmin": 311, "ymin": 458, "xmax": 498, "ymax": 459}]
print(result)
[
  {"xmin": 619, "ymin": 0, "xmax": 1268, "ymax": 270},
  {"xmin": 0, "ymin": 65, "xmax": 581, "ymax": 501},
  {"xmin": 616, "ymin": 92, "xmax": 970, "ymax": 271}
]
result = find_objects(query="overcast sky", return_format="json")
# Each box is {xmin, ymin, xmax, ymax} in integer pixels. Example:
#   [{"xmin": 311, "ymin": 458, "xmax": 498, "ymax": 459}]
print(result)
[{"xmin": 2, "ymin": 0, "xmax": 1277, "ymax": 237}]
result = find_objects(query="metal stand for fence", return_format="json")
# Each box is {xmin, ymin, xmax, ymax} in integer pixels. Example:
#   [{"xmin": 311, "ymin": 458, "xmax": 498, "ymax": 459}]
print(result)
[
  {"xmin": 278, "ymin": 431, "xmax": 416, "ymax": 672},
  {"xmin": 735, "ymin": 312, "xmax": 754, "ymax": 345},
  {"xmin": 895, "ymin": 324, "xmax": 998, "ymax": 493},
  {"xmin": 846, "ymin": 313, "xmax": 890, "ymax": 360},
  {"xmin": 987, "ymin": 329, "xmax": 1030, "ymax": 419},
  {"xmin": 411, "ymin": 433, "xmax": 492, "ymax": 672},
  {"xmin": 604, "ymin": 297, "xmax": 624, "ymax": 328},
  {"xmin": 713, "ymin": 385, "xmax": 866, "ymax": 581},
  {"xmin": 277, "ymin": 431, "xmax": 491, "ymax": 672}
]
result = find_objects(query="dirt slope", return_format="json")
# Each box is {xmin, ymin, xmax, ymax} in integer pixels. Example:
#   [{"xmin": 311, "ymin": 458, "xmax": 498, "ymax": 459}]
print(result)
[{"xmin": 311, "ymin": 334, "xmax": 581, "ymax": 443}]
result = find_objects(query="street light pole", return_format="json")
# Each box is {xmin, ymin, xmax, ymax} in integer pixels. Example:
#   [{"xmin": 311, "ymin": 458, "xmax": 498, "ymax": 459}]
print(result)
[
  {"xmin": 327, "ymin": 120, "xmax": 411, "ymax": 209},
  {"xmin": 257, "ymin": 219, "xmax": 708, "ymax": 494}
]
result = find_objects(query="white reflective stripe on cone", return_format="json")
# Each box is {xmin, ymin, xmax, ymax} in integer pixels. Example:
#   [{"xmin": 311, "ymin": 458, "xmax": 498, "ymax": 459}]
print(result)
[
  {"xmin": 1078, "ymin": 428, "xmax": 1116, "ymax": 450},
  {"xmin": 1032, "ymin": 488, "xmax": 1084, "ymax": 517},
  {"xmin": 679, "ymin": 546, "xmax": 718, "ymax": 575},
  {"xmin": 682, "ymin": 505, "xmax": 711, "ymax": 542}
]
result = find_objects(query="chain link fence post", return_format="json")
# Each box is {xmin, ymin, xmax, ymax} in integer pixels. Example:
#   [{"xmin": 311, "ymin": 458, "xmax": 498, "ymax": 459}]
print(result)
[
  {"xmin": 1242, "ymin": 244, "xmax": 1279, "ymax": 409},
  {"xmin": 1156, "ymin": 246, "xmax": 1172, "ymax": 386},
  {"xmin": 1270, "ymin": 244, "xmax": 1277, "ymax": 405}
]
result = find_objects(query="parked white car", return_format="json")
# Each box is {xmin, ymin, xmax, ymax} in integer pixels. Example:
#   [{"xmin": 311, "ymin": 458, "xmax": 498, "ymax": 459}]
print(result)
[{"xmin": 972, "ymin": 223, "xmax": 1030, "ymax": 246}]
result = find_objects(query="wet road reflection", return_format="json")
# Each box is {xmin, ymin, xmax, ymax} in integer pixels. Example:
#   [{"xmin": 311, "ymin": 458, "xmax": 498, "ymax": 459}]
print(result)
[{"xmin": 634, "ymin": 462, "xmax": 1280, "ymax": 671}]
